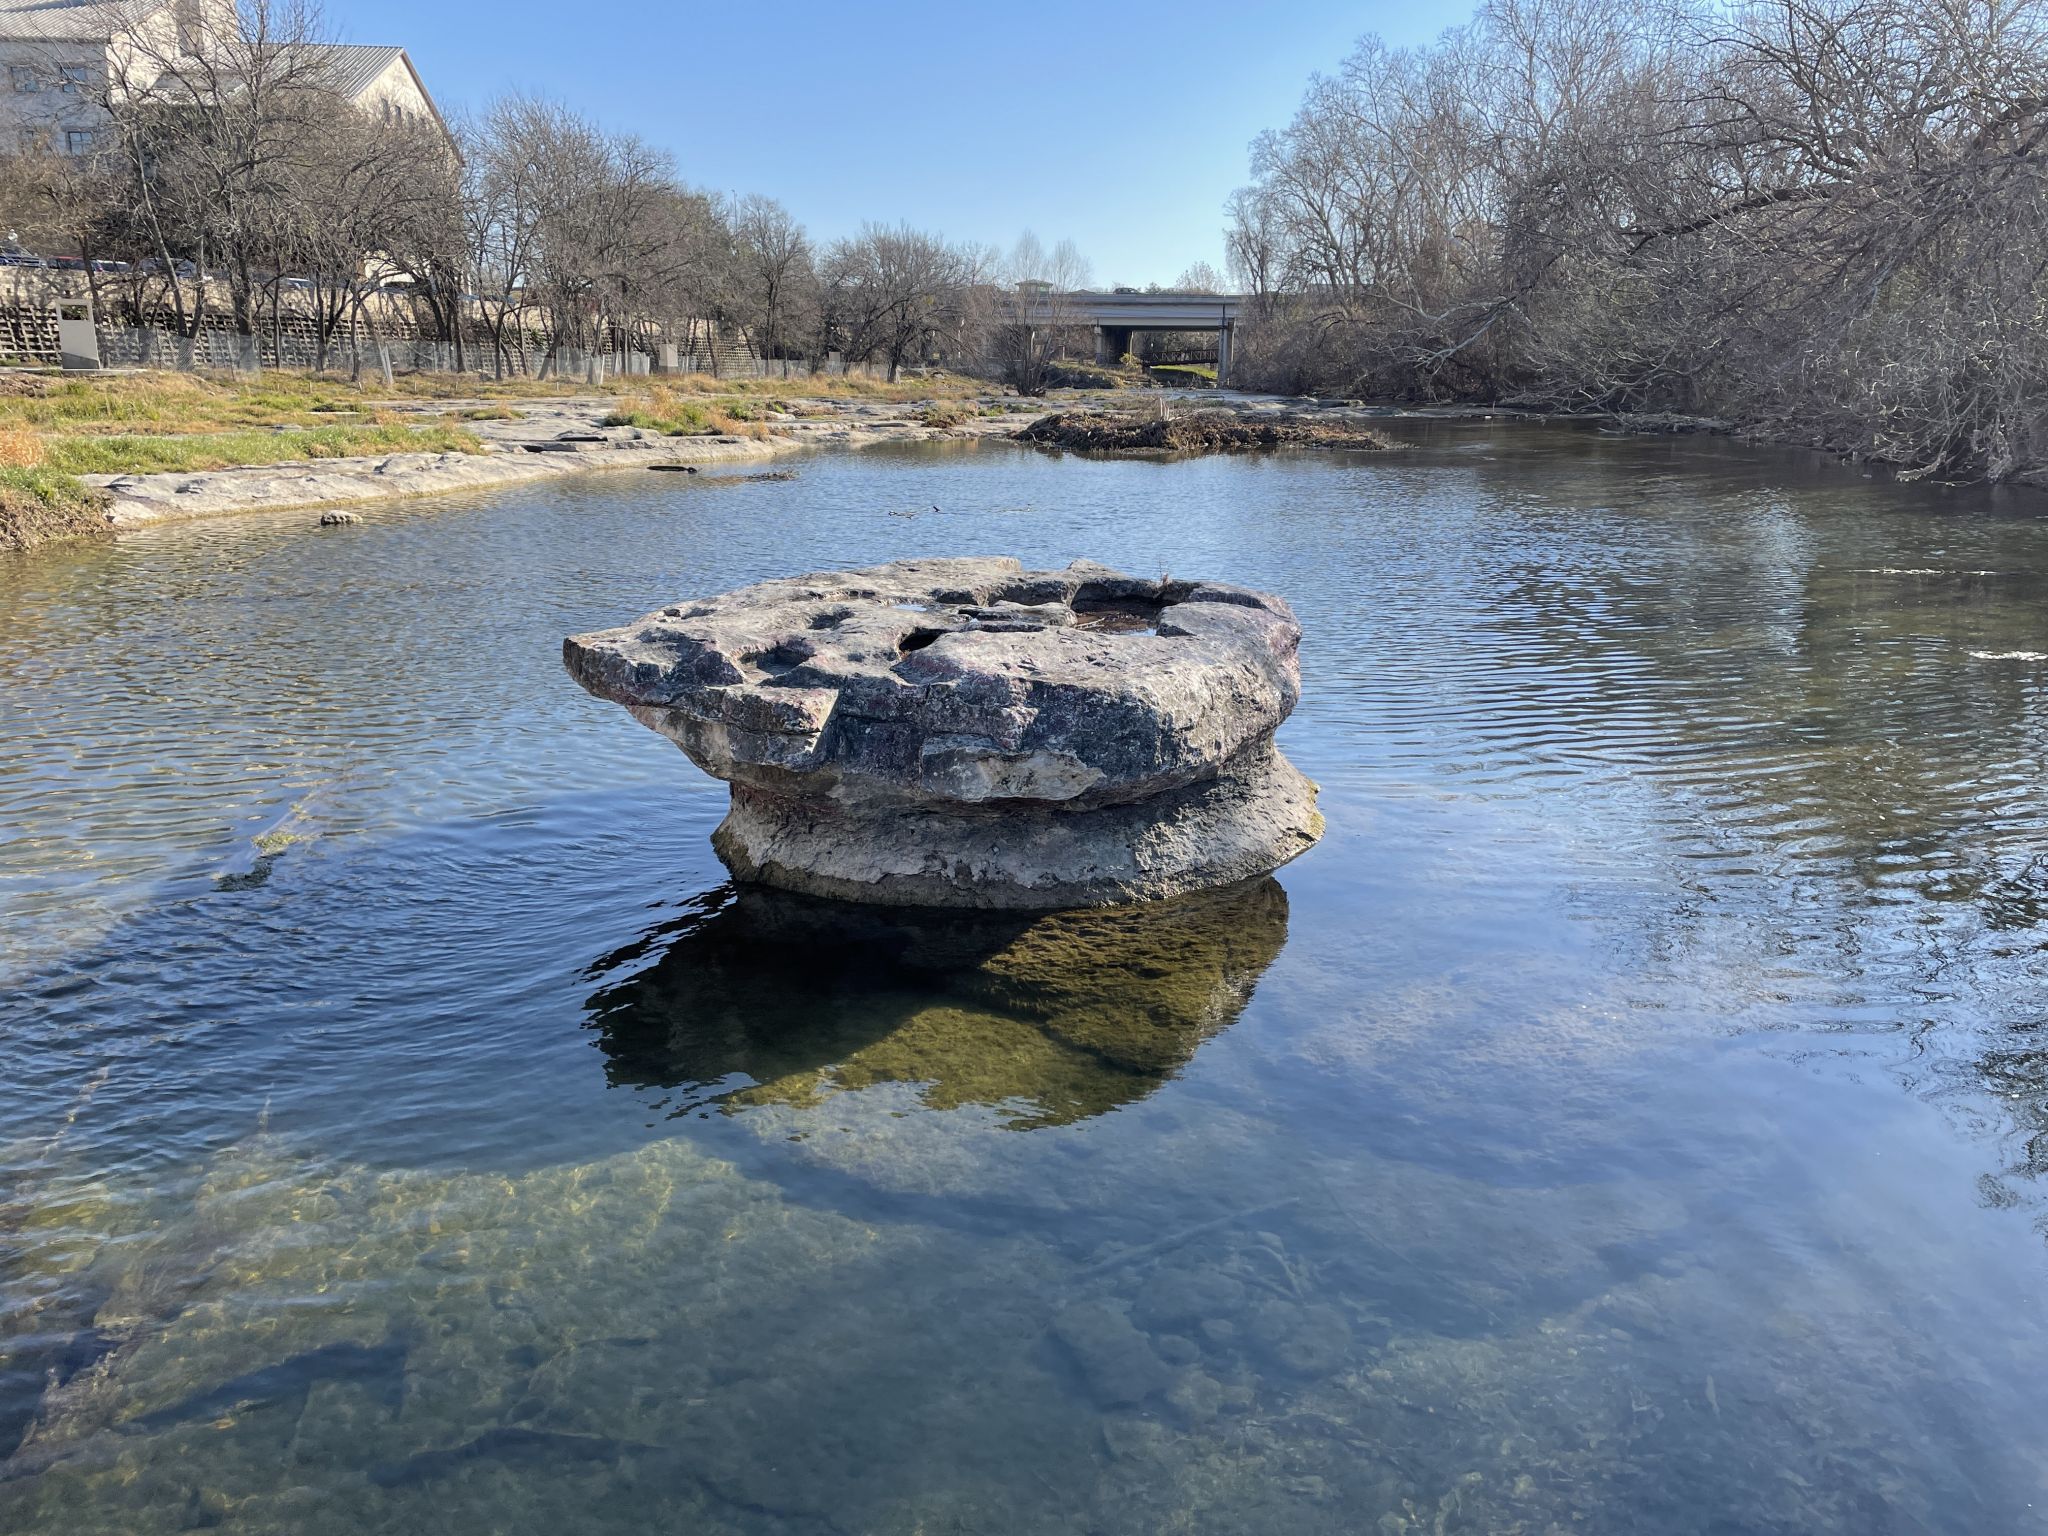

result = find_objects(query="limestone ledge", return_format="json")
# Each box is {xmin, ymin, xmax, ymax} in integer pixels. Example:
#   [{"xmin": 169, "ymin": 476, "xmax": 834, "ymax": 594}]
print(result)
[{"xmin": 87, "ymin": 397, "xmax": 1043, "ymax": 532}]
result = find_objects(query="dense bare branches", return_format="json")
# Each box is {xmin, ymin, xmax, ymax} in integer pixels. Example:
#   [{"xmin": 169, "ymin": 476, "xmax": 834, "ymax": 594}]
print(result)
[
  {"xmin": 821, "ymin": 224, "xmax": 971, "ymax": 381},
  {"xmin": 0, "ymin": 11, "xmax": 1027, "ymax": 382},
  {"xmin": 726, "ymin": 195, "xmax": 815, "ymax": 364},
  {"xmin": 1231, "ymin": 0, "xmax": 2048, "ymax": 478},
  {"xmin": 962, "ymin": 233, "xmax": 1093, "ymax": 395}
]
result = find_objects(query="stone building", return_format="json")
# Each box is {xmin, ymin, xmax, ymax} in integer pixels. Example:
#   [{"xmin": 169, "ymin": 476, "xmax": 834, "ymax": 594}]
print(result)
[{"xmin": 0, "ymin": 1, "xmax": 449, "ymax": 157}]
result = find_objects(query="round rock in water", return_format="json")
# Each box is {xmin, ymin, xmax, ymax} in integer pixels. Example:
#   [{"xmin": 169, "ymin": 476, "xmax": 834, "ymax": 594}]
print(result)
[{"xmin": 563, "ymin": 557, "xmax": 1323, "ymax": 907}]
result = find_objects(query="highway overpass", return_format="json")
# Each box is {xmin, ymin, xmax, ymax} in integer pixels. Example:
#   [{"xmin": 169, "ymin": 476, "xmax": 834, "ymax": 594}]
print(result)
[{"xmin": 1020, "ymin": 290, "xmax": 1247, "ymax": 383}]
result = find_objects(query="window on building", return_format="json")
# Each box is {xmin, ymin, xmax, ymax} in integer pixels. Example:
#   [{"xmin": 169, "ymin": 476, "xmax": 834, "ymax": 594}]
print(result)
[
  {"xmin": 10, "ymin": 65, "xmax": 40, "ymax": 94},
  {"xmin": 59, "ymin": 65, "xmax": 88, "ymax": 95},
  {"xmin": 65, "ymin": 129, "xmax": 95, "ymax": 156}
]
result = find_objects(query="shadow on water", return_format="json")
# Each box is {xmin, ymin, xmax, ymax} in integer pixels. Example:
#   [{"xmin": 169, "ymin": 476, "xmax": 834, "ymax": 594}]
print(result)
[{"xmin": 582, "ymin": 877, "xmax": 1292, "ymax": 1130}]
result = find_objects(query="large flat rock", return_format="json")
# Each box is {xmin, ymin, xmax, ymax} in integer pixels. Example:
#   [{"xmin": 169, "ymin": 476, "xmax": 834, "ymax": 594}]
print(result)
[
  {"xmin": 565, "ymin": 558, "xmax": 1322, "ymax": 906},
  {"xmin": 565, "ymin": 557, "xmax": 1304, "ymax": 812}
]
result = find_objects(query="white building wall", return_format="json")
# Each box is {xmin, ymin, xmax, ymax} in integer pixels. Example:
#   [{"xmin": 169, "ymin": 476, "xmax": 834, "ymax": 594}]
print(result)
[
  {"xmin": 2, "ymin": 0, "xmax": 243, "ymax": 153},
  {"xmin": 0, "ymin": 39, "xmax": 115, "ymax": 153},
  {"xmin": 350, "ymin": 56, "xmax": 438, "ymax": 135}
]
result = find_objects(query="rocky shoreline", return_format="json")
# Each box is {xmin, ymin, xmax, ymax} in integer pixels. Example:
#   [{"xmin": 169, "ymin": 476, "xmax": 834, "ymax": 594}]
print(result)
[
  {"xmin": 79, "ymin": 393, "xmax": 1042, "ymax": 536},
  {"xmin": 27, "ymin": 389, "xmax": 1468, "ymax": 546}
]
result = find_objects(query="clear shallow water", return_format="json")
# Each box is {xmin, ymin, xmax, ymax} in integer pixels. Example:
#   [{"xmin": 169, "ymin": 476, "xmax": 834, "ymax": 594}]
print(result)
[{"xmin": 2, "ymin": 425, "xmax": 2046, "ymax": 1534}]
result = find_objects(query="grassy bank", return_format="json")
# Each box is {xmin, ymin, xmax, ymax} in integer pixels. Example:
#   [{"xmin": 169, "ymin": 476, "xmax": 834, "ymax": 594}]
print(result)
[
  {"xmin": 0, "ymin": 370, "xmax": 546, "ymax": 436},
  {"xmin": 0, "ymin": 393, "xmax": 481, "ymax": 550},
  {"xmin": 0, "ymin": 466, "xmax": 111, "ymax": 552},
  {"xmin": 37, "ymin": 422, "xmax": 484, "ymax": 476},
  {"xmin": 0, "ymin": 367, "xmax": 983, "ymax": 436},
  {"xmin": 646, "ymin": 370, "xmax": 984, "ymax": 402},
  {"xmin": 602, "ymin": 386, "xmax": 771, "ymax": 440},
  {"xmin": 0, "ymin": 364, "xmax": 1001, "ymax": 551}
]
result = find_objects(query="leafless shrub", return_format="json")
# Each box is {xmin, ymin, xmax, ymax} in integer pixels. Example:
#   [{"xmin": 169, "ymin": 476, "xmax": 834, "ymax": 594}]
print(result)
[{"xmin": 1230, "ymin": 0, "xmax": 2048, "ymax": 479}]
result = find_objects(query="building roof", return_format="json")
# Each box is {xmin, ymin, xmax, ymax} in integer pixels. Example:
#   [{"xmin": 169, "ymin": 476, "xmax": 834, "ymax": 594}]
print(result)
[
  {"xmin": 0, "ymin": 0, "xmax": 168, "ymax": 42},
  {"xmin": 312, "ymin": 43, "xmax": 454, "ymax": 153},
  {"xmin": 316, "ymin": 42, "xmax": 404, "ymax": 100},
  {"xmin": 1, "ymin": 6, "xmax": 457, "ymax": 155}
]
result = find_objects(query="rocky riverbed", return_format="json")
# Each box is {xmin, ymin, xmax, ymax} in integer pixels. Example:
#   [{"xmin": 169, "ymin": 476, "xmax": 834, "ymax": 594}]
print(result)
[{"xmin": 51, "ymin": 389, "xmax": 1450, "ymax": 539}]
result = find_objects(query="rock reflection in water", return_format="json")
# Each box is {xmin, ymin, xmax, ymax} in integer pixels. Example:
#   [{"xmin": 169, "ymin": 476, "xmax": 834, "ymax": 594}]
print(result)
[{"xmin": 583, "ymin": 877, "xmax": 1290, "ymax": 1128}]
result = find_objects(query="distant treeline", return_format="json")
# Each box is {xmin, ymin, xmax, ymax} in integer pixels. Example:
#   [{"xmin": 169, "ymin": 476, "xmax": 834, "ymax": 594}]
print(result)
[
  {"xmin": 1226, "ymin": 0, "xmax": 2048, "ymax": 481},
  {"xmin": 0, "ymin": 1, "xmax": 1078, "ymax": 382}
]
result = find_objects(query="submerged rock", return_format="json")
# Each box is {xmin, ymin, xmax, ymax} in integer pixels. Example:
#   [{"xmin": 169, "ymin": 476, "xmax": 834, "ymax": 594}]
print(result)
[
  {"xmin": 563, "ymin": 557, "xmax": 1323, "ymax": 907},
  {"xmin": 1051, "ymin": 1302, "xmax": 1174, "ymax": 1407},
  {"xmin": 582, "ymin": 877, "xmax": 1291, "ymax": 1128}
]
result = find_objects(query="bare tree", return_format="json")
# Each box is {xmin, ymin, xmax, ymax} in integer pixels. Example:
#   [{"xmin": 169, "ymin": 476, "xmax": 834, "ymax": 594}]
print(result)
[
  {"xmin": 726, "ymin": 194, "xmax": 814, "ymax": 364},
  {"xmin": 1224, "ymin": 0, "xmax": 2048, "ymax": 478},
  {"xmin": 823, "ymin": 223, "xmax": 968, "ymax": 381},
  {"xmin": 974, "ymin": 231, "xmax": 1094, "ymax": 394},
  {"xmin": 98, "ymin": 0, "xmax": 352, "ymax": 344},
  {"xmin": 289, "ymin": 112, "xmax": 454, "ymax": 373}
]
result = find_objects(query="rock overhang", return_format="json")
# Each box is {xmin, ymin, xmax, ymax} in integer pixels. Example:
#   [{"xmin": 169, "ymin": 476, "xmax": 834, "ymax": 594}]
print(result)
[{"xmin": 565, "ymin": 558, "xmax": 1303, "ymax": 813}]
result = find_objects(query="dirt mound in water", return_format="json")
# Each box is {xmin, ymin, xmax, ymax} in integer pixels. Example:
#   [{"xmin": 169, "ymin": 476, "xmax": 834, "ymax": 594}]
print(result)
[
  {"xmin": 1016, "ymin": 410, "xmax": 1388, "ymax": 455},
  {"xmin": 0, "ymin": 480, "xmax": 112, "ymax": 552}
]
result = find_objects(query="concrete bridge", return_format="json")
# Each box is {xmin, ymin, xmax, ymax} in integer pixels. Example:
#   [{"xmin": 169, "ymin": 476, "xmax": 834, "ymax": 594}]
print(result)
[{"xmin": 1021, "ymin": 290, "xmax": 1247, "ymax": 384}]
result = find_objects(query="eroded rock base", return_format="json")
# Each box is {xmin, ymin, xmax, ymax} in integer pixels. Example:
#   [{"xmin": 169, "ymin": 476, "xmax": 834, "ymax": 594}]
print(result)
[{"xmin": 711, "ymin": 751, "xmax": 1322, "ymax": 909}]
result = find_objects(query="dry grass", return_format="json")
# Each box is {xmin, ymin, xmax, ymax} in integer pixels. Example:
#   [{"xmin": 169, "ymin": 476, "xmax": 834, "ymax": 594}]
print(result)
[
  {"xmin": 654, "ymin": 371, "xmax": 982, "ymax": 402},
  {"xmin": 0, "ymin": 373, "xmax": 488, "ymax": 482},
  {"xmin": 0, "ymin": 367, "xmax": 989, "ymax": 446},
  {"xmin": 602, "ymin": 386, "xmax": 772, "ymax": 440},
  {"xmin": 0, "ymin": 368, "xmax": 623, "ymax": 440},
  {"xmin": 0, "ymin": 422, "xmax": 43, "ymax": 468}
]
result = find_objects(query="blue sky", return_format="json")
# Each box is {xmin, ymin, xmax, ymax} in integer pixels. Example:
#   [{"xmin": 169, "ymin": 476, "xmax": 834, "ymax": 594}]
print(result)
[{"xmin": 335, "ymin": 1, "xmax": 1473, "ymax": 287}]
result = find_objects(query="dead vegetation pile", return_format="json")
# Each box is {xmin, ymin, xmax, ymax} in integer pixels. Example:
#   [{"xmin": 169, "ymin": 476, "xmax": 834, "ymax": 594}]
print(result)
[{"xmin": 1016, "ymin": 410, "xmax": 1388, "ymax": 455}]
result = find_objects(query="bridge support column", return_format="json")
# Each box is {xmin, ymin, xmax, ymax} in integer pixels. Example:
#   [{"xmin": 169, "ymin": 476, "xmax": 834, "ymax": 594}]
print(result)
[
  {"xmin": 1216, "ymin": 321, "xmax": 1233, "ymax": 388},
  {"xmin": 1095, "ymin": 326, "xmax": 1134, "ymax": 366}
]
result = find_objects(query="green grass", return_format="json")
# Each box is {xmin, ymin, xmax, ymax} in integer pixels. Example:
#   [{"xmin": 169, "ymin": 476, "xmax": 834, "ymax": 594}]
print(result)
[
  {"xmin": 39, "ymin": 423, "xmax": 485, "ymax": 476},
  {"xmin": 0, "ymin": 368, "xmax": 644, "ymax": 443},
  {"xmin": 1148, "ymin": 363, "xmax": 1218, "ymax": 385}
]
